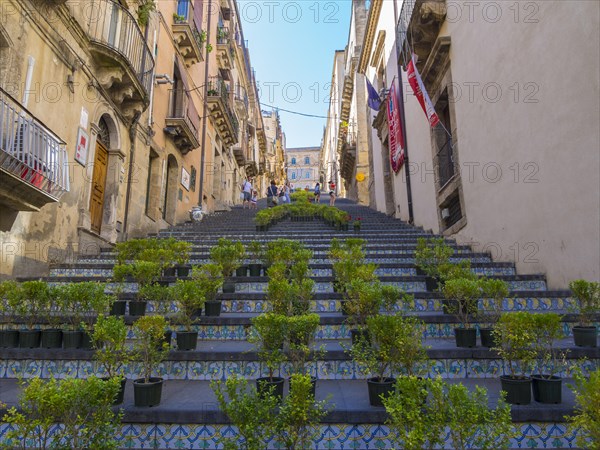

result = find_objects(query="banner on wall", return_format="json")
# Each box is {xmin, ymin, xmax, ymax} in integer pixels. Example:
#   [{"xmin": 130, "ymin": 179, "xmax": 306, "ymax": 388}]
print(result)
[
  {"xmin": 407, "ymin": 55, "xmax": 440, "ymax": 128},
  {"xmin": 387, "ymin": 80, "xmax": 405, "ymax": 173}
]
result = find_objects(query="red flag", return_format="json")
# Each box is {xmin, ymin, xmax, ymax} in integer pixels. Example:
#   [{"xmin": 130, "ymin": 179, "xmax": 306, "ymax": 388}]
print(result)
[
  {"xmin": 387, "ymin": 81, "xmax": 405, "ymax": 173},
  {"xmin": 407, "ymin": 56, "xmax": 440, "ymax": 128}
]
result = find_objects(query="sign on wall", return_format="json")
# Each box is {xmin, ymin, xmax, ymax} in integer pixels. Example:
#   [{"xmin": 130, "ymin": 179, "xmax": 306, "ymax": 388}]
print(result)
[
  {"xmin": 181, "ymin": 167, "xmax": 190, "ymax": 191},
  {"xmin": 74, "ymin": 127, "xmax": 89, "ymax": 166}
]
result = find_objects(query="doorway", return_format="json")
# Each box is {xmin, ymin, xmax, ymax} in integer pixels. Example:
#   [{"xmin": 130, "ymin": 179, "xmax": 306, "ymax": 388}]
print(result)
[{"xmin": 89, "ymin": 140, "xmax": 108, "ymax": 233}]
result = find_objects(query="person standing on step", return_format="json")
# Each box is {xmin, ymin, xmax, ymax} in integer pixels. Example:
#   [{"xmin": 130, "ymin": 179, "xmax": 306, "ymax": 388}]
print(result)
[
  {"xmin": 241, "ymin": 178, "xmax": 253, "ymax": 209},
  {"xmin": 329, "ymin": 180, "xmax": 336, "ymax": 206},
  {"xmin": 250, "ymin": 190, "xmax": 258, "ymax": 209},
  {"xmin": 284, "ymin": 181, "xmax": 291, "ymax": 204},
  {"xmin": 266, "ymin": 180, "xmax": 279, "ymax": 208},
  {"xmin": 314, "ymin": 182, "xmax": 321, "ymax": 203}
]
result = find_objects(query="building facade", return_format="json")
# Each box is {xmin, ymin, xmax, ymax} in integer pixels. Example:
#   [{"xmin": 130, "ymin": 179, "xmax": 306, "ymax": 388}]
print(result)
[
  {"xmin": 325, "ymin": 0, "xmax": 600, "ymax": 288},
  {"xmin": 0, "ymin": 0, "xmax": 277, "ymax": 278},
  {"xmin": 261, "ymin": 109, "xmax": 286, "ymax": 193},
  {"xmin": 286, "ymin": 147, "xmax": 321, "ymax": 191}
]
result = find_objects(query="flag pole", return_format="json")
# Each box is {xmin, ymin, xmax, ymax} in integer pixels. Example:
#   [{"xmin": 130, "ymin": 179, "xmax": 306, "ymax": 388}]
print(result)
[{"xmin": 393, "ymin": 0, "xmax": 414, "ymax": 224}]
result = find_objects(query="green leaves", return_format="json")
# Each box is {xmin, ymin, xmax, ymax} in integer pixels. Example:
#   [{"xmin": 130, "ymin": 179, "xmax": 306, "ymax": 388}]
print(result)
[
  {"xmin": 569, "ymin": 279, "xmax": 600, "ymax": 327},
  {"xmin": 170, "ymin": 279, "xmax": 206, "ymax": 330},
  {"xmin": 493, "ymin": 312, "xmax": 538, "ymax": 377},
  {"xmin": 210, "ymin": 238, "xmax": 245, "ymax": 277},
  {"xmin": 567, "ymin": 368, "xmax": 600, "ymax": 449},
  {"xmin": 132, "ymin": 315, "xmax": 169, "ymax": 383},
  {"xmin": 92, "ymin": 315, "xmax": 130, "ymax": 378},
  {"xmin": 415, "ymin": 237, "xmax": 454, "ymax": 279}
]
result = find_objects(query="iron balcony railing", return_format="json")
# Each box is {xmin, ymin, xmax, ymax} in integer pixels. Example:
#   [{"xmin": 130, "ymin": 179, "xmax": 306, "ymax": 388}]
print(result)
[
  {"xmin": 0, "ymin": 87, "xmax": 69, "ymax": 200},
  {"xmin": 233, "ymin": 83, "xmax": 249, "ymax": 110},
  {"xmin": 436, "ymin": 137, "xmax": 455, "ymax": 187},
  {"xmin": 167, "ymin": 88, "xmax": 200, "ymax": 135},
  {"xmin": 206, "ymin": 76, "xmax": 239, "ymax": 139},
  {"xmin": 217, "ymin": 26, "xmax": 230, "ymax": 45},
  {"xmin": 84, "ymin": 0, "xmax": 155, "ymax": 96}
]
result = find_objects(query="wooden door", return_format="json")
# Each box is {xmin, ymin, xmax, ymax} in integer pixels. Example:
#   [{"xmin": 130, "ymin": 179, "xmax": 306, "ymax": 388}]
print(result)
[{"xmin": 90, "ymin": 141, "xmax": 108, "ymax": 233}]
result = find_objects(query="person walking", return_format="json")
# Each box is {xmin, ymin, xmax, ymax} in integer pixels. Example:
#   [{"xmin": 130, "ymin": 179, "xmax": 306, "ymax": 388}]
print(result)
[
  {"xmin": 241, "ymin": 178, "xmax": 252, "ymax": 209},
  {"xmin": 329, "ymin": 180, "xmax": 336, "ymax": 206},
  {"xmin": 284, "ymin": 181, "xmax": 291, "ymax": 204},
  {"xmin": 266, "ymin": 180, "xmax": 279, "ymax": 208},
  {"xmin": 314, "ymin": 182, "xmax": 321, "ymax": 203},
  {"xmin": 250, "ymin": 190, "xmax": 258, "ymax": 209}
]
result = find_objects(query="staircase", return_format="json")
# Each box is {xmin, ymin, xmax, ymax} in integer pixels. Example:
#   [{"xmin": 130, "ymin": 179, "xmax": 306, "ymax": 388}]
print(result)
[{"xmin": 2, "ymin": 198, "xmax": 598, "ymax": 449}]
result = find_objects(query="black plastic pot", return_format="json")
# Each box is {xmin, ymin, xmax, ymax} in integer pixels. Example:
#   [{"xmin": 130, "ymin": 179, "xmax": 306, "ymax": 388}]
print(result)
[
  {"xmin": 176, "ymin": 331, "xmax": 198, "ymax": 351},
  {"xmin": 133, "ymin": 377, "xmax": 164, "ymax": 407},
  {"xmin": 162, "ymin": 267, "xmax": 177, "ymax": 277},
  {"xmin": 63, "ymin": 330, "xmax": 83, "ymax": 349},
  {"xmin": 454, "ymin": 328, "xmax": 477, "ymax": 348},
  {"xmin": 102, "ymin": 376, "xmax": 127, "ymax": 405},
  {"xmin": 248, "ymin": 264, "xmax": 262, "ymax": 277},
  {"xmin": 500, "ymin": 375, "xmax": 531, "ymax": 405},
  {"xmin": 110, "ymin": 300, "xmax": 127, "ymax": 316},
  {"xmin": 204, "ymin": 300, "xmax": 222, "ymax": 317},
  {"xmin": 129, "ymin": 301, "xmax": 147, "ymax": 316},
  {"xmin": 235, "ymin": 266, "xmax": 248, "ymax": 277},
  {"xmin": 19, "ymin": 330, "xmax": 41, "ymax": 348},
  {"xmin": 367, "ymin": 377, "xmax": 396, "ymax": 407},
  {"xmin": 41, "ymin": 329, "xmax": 63, "ymax": 349},
  {"xmin": 350, "ymin": 329, "xmax": 370, "ymax": 346},
  {"xmin": 80, "ymin": 331, "xmax": 93, "ymax": 350},
  {"xmin": 532, "ymin": 375, "xmax": 562, "ymax": 404},
  {"xmin": 222, "ymin": 280, "xmax": 236, "ymax": 294},
  {"xmin": 479, "ymin": 327, "xmax": 497, "ymax": 348},
  {"xmin": 256, "ymin": 376, "xmax": 285, "ymax": 401},
  {"xmin": 0, "ymin": 330, "xmax": 19, "ymax": 348},
  {"xmin": 177, "ymin": 266, "xmax": 190, "ymax": 278},
  {"xmin": 573, "ymin": 326, "xmax": 597, "ymax": 347}
]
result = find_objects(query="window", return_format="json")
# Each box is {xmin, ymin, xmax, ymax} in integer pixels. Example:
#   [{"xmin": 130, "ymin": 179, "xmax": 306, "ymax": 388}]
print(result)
[
  {"xmin": 304, "ymin": 156, "xmax": 310, "ymax": 165},
  {"xmin": 305, "ymin": 171, "xmax": 310, "ymax": 179},
  {"xmin": 291, "ymin": 172, "xmax": 296, "ymax": 180},
  {"xmin": 291, "ymin": 157, "xmax": 296, "ymax": 165}
]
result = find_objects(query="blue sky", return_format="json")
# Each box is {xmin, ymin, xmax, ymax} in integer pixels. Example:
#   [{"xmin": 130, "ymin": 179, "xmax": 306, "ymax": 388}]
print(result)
[{"xmin": 239, "ymin": 1, "xmax": 352, "ymax": 149}]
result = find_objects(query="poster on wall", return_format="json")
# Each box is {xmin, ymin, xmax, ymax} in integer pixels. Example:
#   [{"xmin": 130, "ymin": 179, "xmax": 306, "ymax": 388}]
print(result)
[
  {"xmin": 181, "ymin": 167, "xmax": 190, "ymax": 191},
  {"xmin": 387, "ymin": 81, "xmax": 405, "ymax": 173},
  {"xmin": 74, "ymin": 127, "xmax": 89, "ymax": 166}
]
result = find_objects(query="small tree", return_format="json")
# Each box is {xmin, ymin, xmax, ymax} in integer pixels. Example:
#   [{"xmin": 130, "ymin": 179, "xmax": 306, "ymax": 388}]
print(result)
[
  {"xmin": 274, "ymin": 374, "xmax": 330, "ymax": 450},
  {"xmin": 344, "ymin": 279, "xmax": 400, "ymax": 328},
  {"xmin": 249, "ymin": 313, "xmax": 287, "ymax": 381},
  {"xmin": 92, "ymin": 315, "xmax": 131, "ymax": 379},
  {"xmin": 569, "ymin": 279, "xmax": 600, "ymax": 327},
  {"xmin": 191, "ymin": 263, "xmax": 224, "ymax": 301},
  {"xmin": 132, "ymin": 315, "xmax": 169, "ymax": 383},
  {"xmin": 170, "ymin": 279, "xmax": 206, "ymax": 331},
  {"xmin": 480, "ymin": 278, "xmax": 510, "ymax": 325},
  {"xmin": 10, "ymin": 281, "xmax": 51, "ymax": 330},
  {"xmin": 414, "ymin": 237, "xmax": 453, "ymax": 280},
  {"xmin": 287, "ymin": 314, "xmax": 321, "ymax": 376},
  {"xmin": 442, "ymin": 278, "xmax": 483, "ymax": 327},
  {"xmin": 212, "ymin": 376, "xmax": 279, "ymax": 450},
  {"xmin": 532, "ymin": 313, "xmax": 566, "ymax": 378},
  {"xmin": 493, "ymin": 312, "xmax": 537, "ymax": 378},
  {"xmin": 210, "ymin": 238, "xmax": 245, "ymax": 277},
  {"xmin": 567, "ymin": 368, "xmax": 600, "ymax": 449}
]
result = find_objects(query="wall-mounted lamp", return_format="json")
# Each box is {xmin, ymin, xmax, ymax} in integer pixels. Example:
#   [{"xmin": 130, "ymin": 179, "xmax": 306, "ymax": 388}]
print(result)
[{"xmin": 155, "ymin": 74, "xmax": 175, "ymax": 85}]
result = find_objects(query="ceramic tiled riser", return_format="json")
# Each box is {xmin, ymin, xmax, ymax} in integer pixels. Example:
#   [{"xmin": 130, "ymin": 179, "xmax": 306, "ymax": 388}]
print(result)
[{"xmin": 1, "ymin": 358, "xmax": 596, "ymax": 381}]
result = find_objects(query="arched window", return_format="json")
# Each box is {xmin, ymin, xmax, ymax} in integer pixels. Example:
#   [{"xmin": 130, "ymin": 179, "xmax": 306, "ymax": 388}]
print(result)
[
  {"xmin": 291, "ymin": 157, "xmax": 296, "ymax": 165},
  {"xmin": 305, "ymin": 171, "xmax": 310, "ymax": 178},
  {"xmin": 304, "ymin": 156, "xmax": 310, "ymax": 165},
  {"xmin": 291, "ymin": 172, "xmax": 296, "ymax": 180}
]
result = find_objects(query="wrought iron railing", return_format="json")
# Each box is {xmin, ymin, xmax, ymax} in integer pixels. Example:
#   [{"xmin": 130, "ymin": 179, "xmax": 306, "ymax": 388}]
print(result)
[
  {"xmin": 0, "ymin": 87, "xmax": 69, "ymax": 200},
  {"xmin": 167, "ymin": 89, "xmax": 200, "ymax": 134},
  {"xmin": 206, "ymin": 77, "xmax": 239, "ymax": 139},
  {"xmin": 233, "ymin": 83, "xmax": 249, "ymax": 110},
  {"xmin": 84, "ymin": 0, "xmax": 155, "ymax": 96},
  {"xmin": 436, "ymin": 137, "xmax": 455, "ymax": 187}
]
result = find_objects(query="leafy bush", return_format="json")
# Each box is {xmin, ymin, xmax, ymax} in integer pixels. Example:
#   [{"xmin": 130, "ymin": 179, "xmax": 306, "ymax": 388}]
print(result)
[
  {"xmin": 132, "ymin": 315, "xmax": 169, "ymax": 383},
  {"xmin": 493, "ymin": 312, "xmax": 537, "ymax": 378},
  {"xmin": 569, "ymin": 279, "xmax": 600, "ymax": 327},
  {"xmin": 92, "ymin": 315, "xmax": 131, "ymax": 378},
  {"xmin": 568, "ymin": 368, "xmax": 600, "ymax": 449},
  {"xmin": 210, "ymin": 238, "xmax": 245, "ymax": 277}
]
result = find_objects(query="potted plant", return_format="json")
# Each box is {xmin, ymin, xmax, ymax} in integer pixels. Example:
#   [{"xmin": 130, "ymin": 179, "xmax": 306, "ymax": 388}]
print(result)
[
  {"xmin": 350, "ymin": 314, "xmax": 428, "ymax": 406},
  {"xmin": 171, "ymin": 239, "xmax": 192, "ymax": 277},
  {"xmin": 286, "ymin": 314, "xmax": 321, "ymax": 393},
  {"xmin": 568, "ymin": 279, "xmax": 599, "ymax": 347},
  {"xmin": 210, "ymin": 238, "xmax": 245, "ymax": 291},
  {"xmin": 531, "ymin": 313, "xmax": 566, "ymax": 404},
  {"xmin": 40, "ymin": 285, "xmax": 64, "ymax": 349},
  {"xmin": 246, "ymin": 241, "xmax": 264, "ymax": 276},
  {"xmin": 0, "ymin": 281, "xmax": 20, "ymax": 348},
  {"xmin": 493, "ymin": 311, "xmax": 537, "ymax": 404},
  {"xmin": 191, "ymin": 263, "xmax": 224, "ymax": 316},
  {"xmin": 131, "ymin": 261, "xmax": 163, "ymax": 316},
  {"xmin": 478, "ymin": 278, "xmax": 510, "ymax": 347},
  {"xmin": 442, "ymin": 278, "xmax": 483, "ymax": 348},
  {"xmin": 353, "ymin": 217, "xmax": 362, "ymax": 232},
  {"xmin": 414, "ymin": 237, "xmax": 454, "ymax": 291},
  {"xmin": 11, "ymin": 281, "xmax": 51, "ymax": 348},
  {"xmin": 170, "ymin": 279, "xmax": 205, "ymax": 350},
  {"xmin": 274, "ymin": 373, "xmax": 330, "ymax": 449},
  {"xmin": 567, "ymin": 367, "xmax": 600, "ymax": 449},
  {"xmin": 211, "ymin": 375, "xmax": 279, "ymax": 450},
  {"xmin": 249, "ymin": 313, "xmax": 288, "ymax": 399},
  {"xmin": 91, "ymin": 315, "xmax": 131, "ymax": 404},
  {"xmin": 132, "ymin": 315, "xmax": 169, "ymax": 407}
]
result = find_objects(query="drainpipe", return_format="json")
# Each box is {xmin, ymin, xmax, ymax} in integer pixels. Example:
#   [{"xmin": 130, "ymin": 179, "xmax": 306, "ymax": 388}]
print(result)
[
  {"xmin": 393, "ymin": 0, "xmax": 414, "ymax": 224},
  {"xmin": 198, "ymin": 0, "xmax": 212, "ymax": 207}
]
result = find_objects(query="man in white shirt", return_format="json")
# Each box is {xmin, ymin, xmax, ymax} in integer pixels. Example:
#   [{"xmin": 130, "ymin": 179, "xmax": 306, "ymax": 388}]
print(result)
[{"xmin": 242, "ymin": 178, "xmax": 252, "ymax": 209}]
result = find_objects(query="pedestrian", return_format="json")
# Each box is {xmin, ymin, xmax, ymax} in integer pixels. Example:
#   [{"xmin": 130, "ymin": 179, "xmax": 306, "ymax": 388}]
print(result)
[
  {"xmin": 284, "ymin": 181, "xmax": 291, "ymax": 204},
  {"xmin": 329, "ymin": 180, "xmax": 336, "ymax": 206},
  {"xmin": 241, "ymin": 178, "xmax": 252, "ymax": 209},
  {"xmin": 266, "ymin": 180, "xmax": 279, "ymax": 208},
  {"xmin": 314, "ymin": 182, "xmax": 321, "ymax": 203},
  {"xmin": 250, "ymin": 190, "xmax": 258, "ymax": 209}
]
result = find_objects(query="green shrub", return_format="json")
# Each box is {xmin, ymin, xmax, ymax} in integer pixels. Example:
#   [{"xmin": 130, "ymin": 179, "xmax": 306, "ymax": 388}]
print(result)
[
  {"xmin": 569, "ymin": 279, "xmax": 600, "ymax": 327},
  {"xmin": 567, "ymin": 368, "xmax": 600, "ymax": 449}
]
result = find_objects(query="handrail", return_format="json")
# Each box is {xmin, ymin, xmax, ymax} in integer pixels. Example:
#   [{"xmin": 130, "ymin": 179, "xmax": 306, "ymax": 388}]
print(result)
[
  {"xmin": 84, "ymin": 0, "xmax": 155, "ymax": 96},
  {"xmin": 0, "ymin": 87, "xmax": 69, "ymax": 200}
]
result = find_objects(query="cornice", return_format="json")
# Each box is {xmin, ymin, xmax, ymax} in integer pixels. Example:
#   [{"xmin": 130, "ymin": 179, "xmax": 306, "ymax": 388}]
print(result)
[{"xmin": 358, "ymin": 0, "xmax": 383, "ymax": 74}]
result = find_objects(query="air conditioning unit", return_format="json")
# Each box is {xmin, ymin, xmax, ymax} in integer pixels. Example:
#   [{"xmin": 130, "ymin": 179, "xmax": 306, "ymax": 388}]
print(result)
[{"xmin": 441, "ymin": 208, "xmax": 450, "ymax": 219}]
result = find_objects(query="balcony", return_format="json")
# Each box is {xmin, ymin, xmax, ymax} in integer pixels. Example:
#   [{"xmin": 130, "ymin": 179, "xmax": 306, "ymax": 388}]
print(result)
[
  {"xmin": 397, "ymin": 0, "xmax": 446, "ymax": 71},
  {"xmin": 340, "ymin": 133, "xmax": 357, "ymax": 181},
  {"xmin": 206, "ymin": 77, "xmax": 239, "ymax": 146},
  {"xmin": 78, "ymin": 0, "xmax": 154, "ymax": 119},
  {"xmin": 0, "ymin": 88, "xmax": 69, "ymax": 211},
  {"xmin": 173, "ymin": 0, "xmax": 205, "ymax": 67},
  {"xmin": 232, "ymin": 134, "xmax": 247, "ymax": 166},
  {"xmin": 233, "ymin": 83, "xmax": 249, "ymax": 119},
  {"xmin": 216, "ymin": 26, "xmax": 233, "ymax": 69},
  {"xmin": 165, "ymin": 89, "xmax": 200, "ymax": 154}
]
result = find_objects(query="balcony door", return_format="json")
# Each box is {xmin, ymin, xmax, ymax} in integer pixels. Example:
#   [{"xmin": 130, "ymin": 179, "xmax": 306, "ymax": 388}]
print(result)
[{"xmin": 90, "ymin": 140, "xmax": 108, "ymax": 233}]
